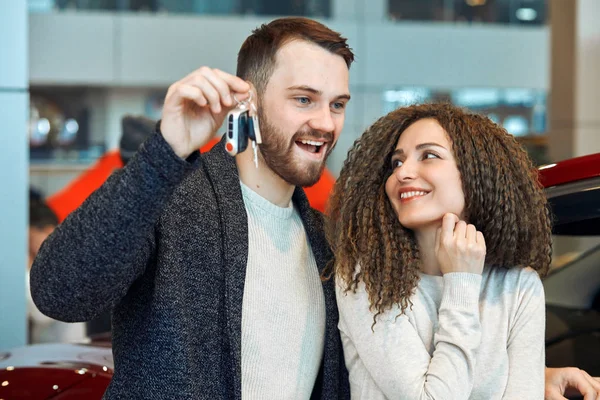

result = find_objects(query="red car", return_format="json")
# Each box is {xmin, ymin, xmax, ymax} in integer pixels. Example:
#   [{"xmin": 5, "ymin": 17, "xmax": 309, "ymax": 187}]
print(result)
[
  {"xmin": 0, "ymin": 339, "xmax": 113, "ymax": 399},
  {"xmin": 540, "ymin": 152, "xmax": 600, "ymax": 377},
  {"xmin": 3, "ymin": 153, "xmax": 600, "ymax": 399}
]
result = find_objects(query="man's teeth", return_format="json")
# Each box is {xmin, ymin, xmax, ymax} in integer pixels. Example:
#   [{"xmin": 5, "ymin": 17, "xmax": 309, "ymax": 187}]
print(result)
[
  {"xmin": 400, "ymin": 191, "xmax": 428, "ymax": 199},
  {"xmin": 300, "ymin": 140, "xmax": 324, "ymax": 146}
]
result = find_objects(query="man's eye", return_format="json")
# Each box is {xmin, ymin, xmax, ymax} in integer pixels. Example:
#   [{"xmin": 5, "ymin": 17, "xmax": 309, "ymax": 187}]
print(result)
[{"xmin": 296, "ymin": 97, "xmax": 311, "ymax": 105}]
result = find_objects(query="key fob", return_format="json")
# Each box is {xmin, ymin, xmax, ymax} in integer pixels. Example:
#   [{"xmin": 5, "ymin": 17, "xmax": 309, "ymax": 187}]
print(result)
[{"xmin": 225, "ymin": 107, "xmax": 250, "ymax": 156}]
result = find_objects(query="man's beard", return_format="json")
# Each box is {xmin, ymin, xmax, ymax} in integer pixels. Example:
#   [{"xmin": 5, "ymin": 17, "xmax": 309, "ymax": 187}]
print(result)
[{"xmin": 257, "ymin": 112, "xmax": 335, "ymax": 187}]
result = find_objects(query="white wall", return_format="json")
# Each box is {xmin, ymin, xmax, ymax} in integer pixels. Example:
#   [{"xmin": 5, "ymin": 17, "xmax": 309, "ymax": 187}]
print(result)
[
  {"xmin": 29, "ymin": 13, "xmax": 549, "ymax": 90},
  {"xmin": 0, "ymin": 0, "xmax": 28, "ymax": 351}
]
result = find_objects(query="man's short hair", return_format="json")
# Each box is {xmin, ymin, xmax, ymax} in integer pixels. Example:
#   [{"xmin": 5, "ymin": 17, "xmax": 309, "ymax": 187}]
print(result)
[
  {"xmin": 120, "ymin": 115, "xmax": 156, "ymax": 164},
  {"xmin": 29, "ymin": 199, "xmax": 59, "ymax": 229},
  {"xmin": 236, "ymin": 17, "xmax": 354, "ymax": 96}
]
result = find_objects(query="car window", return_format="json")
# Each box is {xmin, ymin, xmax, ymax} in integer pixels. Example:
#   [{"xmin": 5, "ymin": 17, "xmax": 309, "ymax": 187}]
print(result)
[{"xmin": 551, "ymin": 235, "xmax": 600, "ymax": 273}]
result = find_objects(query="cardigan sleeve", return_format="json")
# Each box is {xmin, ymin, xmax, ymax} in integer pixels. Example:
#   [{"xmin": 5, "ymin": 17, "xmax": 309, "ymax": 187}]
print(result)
[
  {"xmin": 501, "ymin": 268, "xmax": 546, "ymax": 399},
  {"xmin": 336, "ymin": 272, "xmax": 483, "ymax": 400},
  {"xmin": 30, "ymin": 131, "xmax": 200, "ymax": 322}
]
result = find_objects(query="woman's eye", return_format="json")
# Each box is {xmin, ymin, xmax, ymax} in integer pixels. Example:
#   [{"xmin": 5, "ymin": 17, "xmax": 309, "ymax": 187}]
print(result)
[
  {"xmin": 423, "ymin": 152, "xmax": 439, "ymax": 160},
  {"xmin": 392, "ymin": 159, "xmax": 403, "ymax": 168}
]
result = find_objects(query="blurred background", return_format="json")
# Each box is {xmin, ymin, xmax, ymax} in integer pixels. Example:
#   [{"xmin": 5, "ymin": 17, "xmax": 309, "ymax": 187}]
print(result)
[{"xmin": 2, "ymin": 0, "xmax": 599, "ymax": 351}]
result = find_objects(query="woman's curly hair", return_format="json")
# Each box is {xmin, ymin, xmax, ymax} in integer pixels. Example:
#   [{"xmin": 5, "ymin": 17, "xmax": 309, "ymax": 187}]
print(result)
[{"xmin": 325, "ymin": 103, "xmax": 552, "ymax": 321}]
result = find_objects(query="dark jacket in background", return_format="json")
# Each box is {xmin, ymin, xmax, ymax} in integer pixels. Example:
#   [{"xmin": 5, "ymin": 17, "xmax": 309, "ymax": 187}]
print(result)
[{"xmin": 30, "ymin": 131, "xmax": 350, "ymax": 399}]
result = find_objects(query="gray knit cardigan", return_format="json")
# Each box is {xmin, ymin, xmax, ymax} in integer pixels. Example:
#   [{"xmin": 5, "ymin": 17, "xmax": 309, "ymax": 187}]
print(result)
[{"xmin": 30, "ymin": 131, "xmax": 350, "ymax": 400}]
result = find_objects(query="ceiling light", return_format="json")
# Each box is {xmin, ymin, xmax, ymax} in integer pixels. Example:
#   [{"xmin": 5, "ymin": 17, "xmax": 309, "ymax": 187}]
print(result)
[
  {"xmin": 466, "ymin": 0, "xmax": 487, "ymax": 6},
  {"xmin": 516, "ymin": 8, "xmax": 537, "ymax": 21}
]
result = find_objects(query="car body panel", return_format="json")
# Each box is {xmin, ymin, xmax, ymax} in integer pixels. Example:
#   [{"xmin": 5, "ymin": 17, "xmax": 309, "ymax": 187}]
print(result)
[
  {"xmin": 539, "ymin": 152, "xmax": 600, "ymax": 188},
  {"xmin": 0, "ymin": 344, "xmax": 113, "ymax": 399}
]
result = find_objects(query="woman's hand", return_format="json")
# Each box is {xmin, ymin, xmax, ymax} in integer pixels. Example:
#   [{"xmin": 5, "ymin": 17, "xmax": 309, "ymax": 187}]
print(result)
[{"xmin": 435, "ymin": 213, "xmax": 486, "ymax": 275}]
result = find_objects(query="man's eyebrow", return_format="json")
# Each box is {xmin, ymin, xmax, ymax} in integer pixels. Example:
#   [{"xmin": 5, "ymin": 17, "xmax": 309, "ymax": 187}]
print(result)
[
  {"xmin": 287, "ymin": 85, "xmax": 351, "ymax": 101},
  {"xmin": 392, "ymin": 142, "xmax": 448, "ymax": 155},
  {"xmin": 287, "ymin": 85, "xmax": 321, "ymax": 95},
  {"xmin": 335, "ymin": 94, "xmax": 351, "ymax": 101}
]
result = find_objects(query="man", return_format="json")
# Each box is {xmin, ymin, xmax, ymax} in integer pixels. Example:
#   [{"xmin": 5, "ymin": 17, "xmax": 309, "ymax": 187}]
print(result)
[
  {"xmin": 32, "ymin": 17, "xmax": 352, "ymax": 399},
  {"xmin": 31, "ymin": 16, "xmax": 598, "ymax": 400}
]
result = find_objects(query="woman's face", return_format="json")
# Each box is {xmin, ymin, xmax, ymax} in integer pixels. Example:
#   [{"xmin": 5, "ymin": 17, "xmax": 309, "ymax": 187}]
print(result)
[{"xmin": 385, "ymin": 118, "xmax": 465, "ymax": 231}]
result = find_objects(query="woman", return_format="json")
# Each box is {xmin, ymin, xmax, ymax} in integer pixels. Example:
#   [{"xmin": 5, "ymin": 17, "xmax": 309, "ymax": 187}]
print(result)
[{"xmin": 326, "ymin": 103, "xmax": 552, "ymax": 399}]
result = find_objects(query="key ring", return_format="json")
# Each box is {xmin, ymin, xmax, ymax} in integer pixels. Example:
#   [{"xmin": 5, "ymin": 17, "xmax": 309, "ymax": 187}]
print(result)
[{"xmin": 232, "ymin": 90, "xmax": 253, "ymax": 108}]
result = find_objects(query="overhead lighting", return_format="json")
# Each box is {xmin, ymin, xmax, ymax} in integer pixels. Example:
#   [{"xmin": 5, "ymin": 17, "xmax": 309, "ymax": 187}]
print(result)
[
  {"xmin": 452, "ymin": 88, "xmax": 500, "ymax": 107},
  {"xmin": 516, "ymin": 8, "xmax": 537, "ymax": 21},
  {"xmin": 539, "ymin": 163, "xmax": 557, "ymax": 170},
  {"xmin": 466, "ymin": 0, "xmax": 487, "ymax": 6},
  {"xmin": 384, "ymin": 89, "xmax": 430, "ymax": 105},
  {"xmin": 503, "ymin": 115, "xmax": 529, "ymax": 136}
]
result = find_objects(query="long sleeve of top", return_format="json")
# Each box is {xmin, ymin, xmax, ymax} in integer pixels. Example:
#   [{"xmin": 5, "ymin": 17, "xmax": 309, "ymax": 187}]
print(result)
[
  {"xmin": 498, "ymin": 268, "xmax": 546, "ymax": 399},
  {"xmin": 30, "ymin": 132, "xmax": 200, "ymax": 322},
  {"xmin": 337, "ymin": 272, "xmax": 482, "ymax": 400},
  {"xmin": 336, "ymin": 266, "xmax": 545, "ymax": 400}
]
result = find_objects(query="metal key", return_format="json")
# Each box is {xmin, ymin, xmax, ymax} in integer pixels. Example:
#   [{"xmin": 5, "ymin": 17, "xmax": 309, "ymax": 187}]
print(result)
[
  {"xmin": 252, "ymin": 140, "xmax": 259, "ymax": 169},
  {"xmin": 250, "ymin": 104, "xmax": 262, "ymax": 144},
  {"xmin": 248, "ymin": 101, "xmax": 261, "ymax": 169}
]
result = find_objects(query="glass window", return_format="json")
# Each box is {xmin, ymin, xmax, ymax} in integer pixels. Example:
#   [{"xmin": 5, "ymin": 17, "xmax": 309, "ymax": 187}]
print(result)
[
  {"xmin": 388, "ymin": 0, "xmax": 547, "ymax": 25},
  {"xmin": 545, "ymin": 180, "xmax": 600, "ymax": 311},
  {"xmin": 382, "ymin": 86, "xmax": 548, "ymax": 164},
  {"xmin": 29, "ymin": 87, "xmax": 104, "ymax": 163},
  {"xmin": 29, "ymin": 0, "xmax": 331, "ymax": 17},
  {"xmin": 383, "ymin": 87, "xmax": 547, "ymax": 135}
]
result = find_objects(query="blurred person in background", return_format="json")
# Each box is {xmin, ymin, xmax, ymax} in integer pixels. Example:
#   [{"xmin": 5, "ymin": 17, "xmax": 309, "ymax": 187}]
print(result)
[{"xmin": 28, "ymin": 193, "xmax": 87, "ymax": 344}]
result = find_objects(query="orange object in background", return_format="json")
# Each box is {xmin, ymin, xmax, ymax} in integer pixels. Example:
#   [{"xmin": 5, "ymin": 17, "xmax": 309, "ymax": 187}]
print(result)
[
  {"xmin": 304, "ymin": 168, "xmax": 335, "ymax": 213},
  {"xmin": 47, "ymin": 150, "xmax": 124, "ymax": 222},
  {"xmin": 200, "ymin": 138, "xmax": 335, "ymax": 213},
  {"xmin": 47, "ymin": 137, "xmax": 334, "ymax": 222}
]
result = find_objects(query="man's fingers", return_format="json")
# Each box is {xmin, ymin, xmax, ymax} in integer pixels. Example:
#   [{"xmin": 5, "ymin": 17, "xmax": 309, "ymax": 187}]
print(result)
[
  {"xmin": 175, "ymin": 84, "xmax": 207, "ymax": 108},
  {"xmin": 563, "ymin": 368, "xmax": 599, "ymax": 400},
  {"xmin": 582, "ymin": 371, "xmax": 600, "ymax": 389},
  {"xmin": 544, "ymin": 392, "xmax": 568, "ymax": 400},
  {"xmin": 583, "ymin": 390, "xmax": 598, "ymax": 400},
  {"xmin": 189, "ymin": 77, "xmax": 222, "ymax": 114},
  {"xmin": 214, "ymin": 68, "xmax": 251, "ymax": 94},
  {"xmin": 582, "ymin": 372, "xmax": 600, "ymax": 399},
  {"xmin": 177, "ymin": 67, "xmax": 251, "ymax": 114},
  {"xmin": 547, "ymin": 395, "xmax": 568, "ymax": 400},
  {"xmin": 201, "ymin": 68, "xmax": 235, "ymax": 107}
]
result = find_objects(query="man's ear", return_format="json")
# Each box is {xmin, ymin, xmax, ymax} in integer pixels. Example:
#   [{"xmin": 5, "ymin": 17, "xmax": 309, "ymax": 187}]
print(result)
[{"xmin": 246, "ymin": 81, "xmax": 261, "ymax": 111}]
